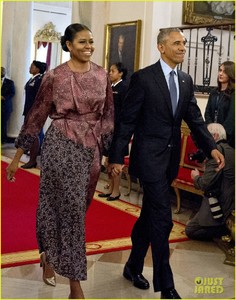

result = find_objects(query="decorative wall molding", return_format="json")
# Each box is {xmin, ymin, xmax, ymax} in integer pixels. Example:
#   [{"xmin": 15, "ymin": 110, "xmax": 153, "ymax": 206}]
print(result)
[{"xmin": 34, "ymin": 22, "xmax": 61, "ymax": 43}]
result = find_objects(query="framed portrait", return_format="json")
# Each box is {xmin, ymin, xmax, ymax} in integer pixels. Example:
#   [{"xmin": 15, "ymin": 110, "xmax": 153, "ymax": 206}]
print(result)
[
  {"xmin": 104, "ymin": 20, "xmax": 142, "ymax": 78},
  {"xmin": 183, "ymin": 1, "xmax": 235, "ymax": 25}
]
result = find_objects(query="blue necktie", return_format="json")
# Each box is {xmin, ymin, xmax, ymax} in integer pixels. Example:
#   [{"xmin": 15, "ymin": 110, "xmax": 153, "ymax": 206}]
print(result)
[{"xmin": 169, "ymin": 70, "xmax": 177, "ymax": 115}]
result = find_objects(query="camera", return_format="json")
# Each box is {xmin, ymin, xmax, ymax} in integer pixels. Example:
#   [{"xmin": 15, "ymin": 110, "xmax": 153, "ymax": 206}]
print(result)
[
  {"xmin": 204, "ymin": 191, "xmax": 223, "ymax": 220},
  {"xmin": 188, "ymin": 149, "xmax": 206, "ymax": 163}
]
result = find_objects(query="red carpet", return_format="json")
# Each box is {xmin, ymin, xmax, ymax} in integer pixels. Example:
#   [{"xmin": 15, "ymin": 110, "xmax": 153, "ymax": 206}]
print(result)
[{"xmin": 1, "ymin": 159, "xmax": 188, "ymax": 268}]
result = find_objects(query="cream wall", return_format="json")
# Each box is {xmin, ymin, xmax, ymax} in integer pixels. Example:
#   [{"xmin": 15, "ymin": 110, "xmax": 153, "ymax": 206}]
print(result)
[
  {"xmin": 2, "ymin": 1, "xmax": 222, "ymax": 137},
  {"xmin": 1, "ymin": 2, "xmax": 72, "ymax": 137},
  {"xmin": 33, "ymin": 2, "xmax": 72, "ymax": 65},
  {"xmin": 82, "ymin": 1, "xmax": 207, "ymax": 114},
  {"xmin": 2, "ymin": 2, "xmax": 33, "ymax": 137},
  {"xmin": 89, "ymin": 1, "xmax": 183, "ymax": 68}
]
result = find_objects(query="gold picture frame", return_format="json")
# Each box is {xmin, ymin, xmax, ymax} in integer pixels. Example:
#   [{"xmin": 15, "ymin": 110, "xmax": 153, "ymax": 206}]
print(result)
[
  {"xmin": 183, "ymin": 1, "xmax": 235, "ymax": 25},
  {"xmin": 104, "ymin": 20, "xmax": 142, "ymax": 78}
]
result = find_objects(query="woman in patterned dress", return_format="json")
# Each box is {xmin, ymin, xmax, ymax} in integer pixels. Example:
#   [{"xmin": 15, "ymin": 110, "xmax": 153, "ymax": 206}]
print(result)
[{"xmin": 6, "ymin": 23, "xmax": 114, "ymax": 299}]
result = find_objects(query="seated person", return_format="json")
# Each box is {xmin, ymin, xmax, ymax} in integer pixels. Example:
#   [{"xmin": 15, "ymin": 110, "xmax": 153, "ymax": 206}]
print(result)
[{"xmin": 185, "ymin": 123, "xmax": 235, "ymax": 241}]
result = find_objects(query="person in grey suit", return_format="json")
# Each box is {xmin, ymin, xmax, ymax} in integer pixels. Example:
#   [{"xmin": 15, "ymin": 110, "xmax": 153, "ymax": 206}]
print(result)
[
  {"xmin": 185, "ymin": 123, "xmax": 234, "ymax": 240},
  {"xmin": 108, "ymin": 28, "xmax": 225, "ymax": 299}
]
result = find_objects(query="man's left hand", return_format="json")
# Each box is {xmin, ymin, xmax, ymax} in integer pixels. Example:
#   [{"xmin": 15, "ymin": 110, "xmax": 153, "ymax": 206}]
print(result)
[
  {"xmin": 211, "ymin": 149, "xmax": 225, "ymax": 171},
  {"xmin": 110, "ymin": 163, "xmax": 123, "ymax": 177},
  {"xmin": 191, "ymin": 168, "xmax": 200, "ymax": 180}
]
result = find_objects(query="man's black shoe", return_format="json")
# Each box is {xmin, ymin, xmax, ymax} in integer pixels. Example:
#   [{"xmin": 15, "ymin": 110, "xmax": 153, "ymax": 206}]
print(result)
[
  {"xmin": 161, "ymin": 288, "xmax": 181, "ymax": 299},
  {"xmin": 123, "ymin": 263, "xmax": 150, "ymax": 290}
]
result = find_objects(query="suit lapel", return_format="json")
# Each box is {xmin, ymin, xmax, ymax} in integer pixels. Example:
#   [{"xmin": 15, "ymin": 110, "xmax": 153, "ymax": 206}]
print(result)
[{"xmin": 151, "ymin": 61, "xmax": 173, "ymax": 115}]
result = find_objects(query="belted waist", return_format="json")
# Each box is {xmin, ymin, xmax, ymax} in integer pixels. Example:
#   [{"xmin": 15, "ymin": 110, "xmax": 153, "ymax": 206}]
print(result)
[{"xmin": 51, "ymin": 112, "xmax": 102, "ymax": 122}]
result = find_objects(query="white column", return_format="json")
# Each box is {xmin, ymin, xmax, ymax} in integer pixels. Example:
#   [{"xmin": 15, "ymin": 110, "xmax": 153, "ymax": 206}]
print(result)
[
  {"xmin": 89, "ymin": 2, "xmax": 108, "ymax": 66},
  {"xmin": 71, "ymin": 1, "xmax": 81, "ymax": 24},
  {"xmin": 71, "ymin": 2, "xmax": 108, "ymax": 66},
  {"xmin": 2, "ymin": 2, "xmax": 33, "ymax": 138}
]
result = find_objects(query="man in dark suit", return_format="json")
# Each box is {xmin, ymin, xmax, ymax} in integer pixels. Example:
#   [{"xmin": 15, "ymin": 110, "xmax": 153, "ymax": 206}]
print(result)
[
  {"xmin": 108, "ymin": 28, "xmax": 225, "ymax": 299},
  {"xmin": 1, "ymin": 67, "xmax": 15, "ymax": 143}
]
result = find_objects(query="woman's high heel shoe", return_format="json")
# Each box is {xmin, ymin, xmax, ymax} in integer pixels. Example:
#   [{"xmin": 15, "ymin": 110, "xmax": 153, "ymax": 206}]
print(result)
[{"xmin": 40, "ymin": 252, "xmax": 56, "ymax": 287}]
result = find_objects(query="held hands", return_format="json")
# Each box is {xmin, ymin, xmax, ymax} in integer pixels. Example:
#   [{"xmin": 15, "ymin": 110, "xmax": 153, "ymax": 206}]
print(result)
[
  {"xmin": 211, "ymin": 149, "xmax": 225, "ymax": 171},
  {"xmin": 109, "ymin": 163, "xmax": 123, "ymax": 177}
]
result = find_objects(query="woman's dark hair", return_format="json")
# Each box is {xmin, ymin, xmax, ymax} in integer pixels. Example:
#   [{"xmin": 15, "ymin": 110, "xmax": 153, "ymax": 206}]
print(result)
[
  {"xmin": 32, "ymin": 60, "xmax": 47, "ymax": 74},
  {"xmin": 217, "ymin": 61, "xmax": 235, "ymax": 95},
  {"xmin": 111, "ymin": 62, "xmax": 128, "ymax": 80},
  {"xmin": 60, "ymin": 23, "xmax": 92, "ymax": 52}
]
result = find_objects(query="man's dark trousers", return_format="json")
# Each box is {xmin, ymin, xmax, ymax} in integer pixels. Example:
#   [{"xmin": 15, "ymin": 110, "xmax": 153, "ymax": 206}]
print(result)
[{"xmin": 127, "ymin": 178, "xmax": 174, "ymax": 292}]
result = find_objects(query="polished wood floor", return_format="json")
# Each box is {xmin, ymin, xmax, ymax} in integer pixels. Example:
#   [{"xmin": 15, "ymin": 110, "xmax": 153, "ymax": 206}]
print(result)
[{"xmin": 1, "ymin": 142, "xmax": 235, "ymax": 299}]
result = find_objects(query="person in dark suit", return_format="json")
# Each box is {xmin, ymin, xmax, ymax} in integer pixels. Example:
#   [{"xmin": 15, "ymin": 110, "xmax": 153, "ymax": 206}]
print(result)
[
  {"xmin": 21, "ymin": 60, "xmax": 47, "ymax": 169},
  {"xmin": 98, "ymin": 62, "xmax": 128, "ymax": 201},
  {"xmin": 108, "ymin": 28, "xmax": 225, "ymax": 299},
  {"xmin": 185, "ymin": 123, "xmax": 234, "ymax": 240},
  {"xmin": 1, "ymin": 67, "xmax": 15, "ymax": 143}
]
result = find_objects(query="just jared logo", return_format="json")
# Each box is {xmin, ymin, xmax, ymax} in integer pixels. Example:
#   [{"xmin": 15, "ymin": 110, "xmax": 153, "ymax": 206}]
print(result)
[{"xmin": 194, "ymin": 277, "xmax": 224, "ymax": 294}]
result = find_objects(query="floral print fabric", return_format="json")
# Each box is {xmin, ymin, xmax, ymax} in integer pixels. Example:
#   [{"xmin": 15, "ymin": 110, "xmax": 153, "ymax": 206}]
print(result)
[{"xmin": 15, "ymin": 62, "xmax": 114, "ymax": 280}]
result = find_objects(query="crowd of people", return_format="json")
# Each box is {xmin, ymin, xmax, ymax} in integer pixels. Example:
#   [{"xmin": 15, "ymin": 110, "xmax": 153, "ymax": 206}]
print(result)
[{"xmin": 5, "ymin": 22, "xmax": 234, "ymax": 299}]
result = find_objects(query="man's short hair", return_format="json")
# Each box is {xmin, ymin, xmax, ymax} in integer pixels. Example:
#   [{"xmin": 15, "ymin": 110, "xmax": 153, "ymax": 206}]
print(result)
[{"xmin": 157, "ymin": 28, "xmax": 182, "ymax": 44}]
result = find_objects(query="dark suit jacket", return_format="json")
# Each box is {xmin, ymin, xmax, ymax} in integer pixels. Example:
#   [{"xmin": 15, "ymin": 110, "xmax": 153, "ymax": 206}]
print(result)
[
  {"xmin": 205, "ymin": 88, "xmax": 235, "ymax": 148},
  {"xmin": 109, "ymin": 60, "xmax": 216, "ymax": 183},
  {"xmin": 103, "ymin": 81, "xmax": 128, "ymax": 157},
  {"xmin": 23, "ymin": 74, "xmax": 43, "ymax": 116},
  {"xmin": 1, "ymin": 78, "xmax": 15, "ymax": 114},
  {"xmin": 112, "ymin": 81, "xmax": 128, "ymax": 126}
]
